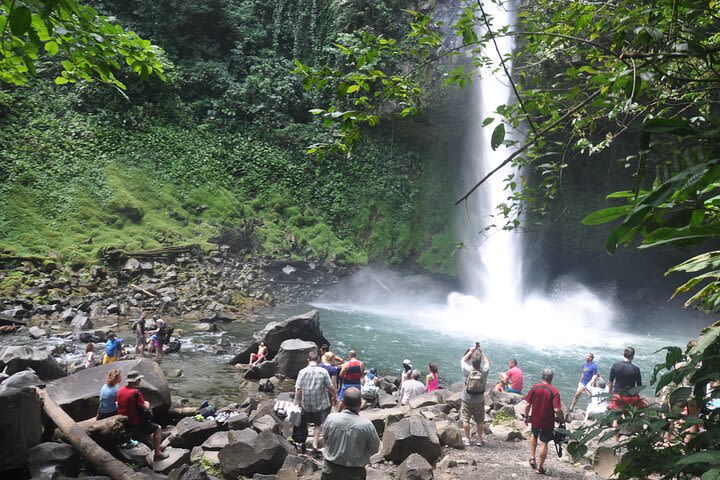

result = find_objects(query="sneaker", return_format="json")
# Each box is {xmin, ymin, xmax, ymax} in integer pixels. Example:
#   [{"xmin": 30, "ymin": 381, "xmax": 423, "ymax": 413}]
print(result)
[
  {"xmin": 475, "ymin": 440, "xmax": 484, "ymax": 447},
  {"xmin": 121, "ymin": 439, "xmax": 139, "ymax": 448},
  {"xmin": 462, "ymin": 438, "xmax": 471, "ymax": 446}
]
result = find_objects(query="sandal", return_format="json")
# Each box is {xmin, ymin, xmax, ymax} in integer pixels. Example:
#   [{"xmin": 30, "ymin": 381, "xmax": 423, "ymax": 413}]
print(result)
[
  {"xmin": 529, "ymin": 458, "xmax": 537, "ymax": 469},
  {"xmin": 536, "ymin": 467, "xmax": 547, "ymax": 475}
]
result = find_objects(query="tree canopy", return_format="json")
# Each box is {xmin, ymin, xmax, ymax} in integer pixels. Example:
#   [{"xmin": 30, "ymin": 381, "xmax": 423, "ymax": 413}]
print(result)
[{"xmin": 0, "ymin": 0, "xmax": 165, "ymax": 89}]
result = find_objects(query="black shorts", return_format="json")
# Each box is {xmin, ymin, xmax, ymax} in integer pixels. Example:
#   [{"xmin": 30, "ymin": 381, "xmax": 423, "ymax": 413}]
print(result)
[
  {"xmin": 531, "ymin": 426, "xmax": 554, "ymax": 443},
  {"xmin": 303, "ymin": 407, "xmax": 331, "ymax": 426},
  {"xmin": 131, "ymin": 421, "xmax": 159, "ymax": 437}
]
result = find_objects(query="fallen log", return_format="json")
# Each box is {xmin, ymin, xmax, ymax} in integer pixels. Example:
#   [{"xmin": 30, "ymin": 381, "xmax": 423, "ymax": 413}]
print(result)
[
  {"xmin": 37, "ymin": 389, "xmax": 150, "ymax": 480},
  {"xmin": 76, "ymin": 415, "xmax": 131, "ymax": 447},
  {"xmin": 101, "ymin": 245, "xmax": 199, "ymax": 260},
  {"xmin": 130, "ymin": 284, "xmax": 156, "ymax": 297}
]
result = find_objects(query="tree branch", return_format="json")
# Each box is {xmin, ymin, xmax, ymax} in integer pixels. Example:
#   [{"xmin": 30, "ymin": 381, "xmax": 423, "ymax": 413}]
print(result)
[{"xmin": 454, "ymin": 88, "xmax": 602, "ymax": 205}]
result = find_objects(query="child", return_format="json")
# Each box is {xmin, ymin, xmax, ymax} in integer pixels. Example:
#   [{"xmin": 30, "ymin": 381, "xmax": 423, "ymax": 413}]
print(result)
[{"xmin": 85, "ymin": 343, "xmax": 96, "ymax": 368}]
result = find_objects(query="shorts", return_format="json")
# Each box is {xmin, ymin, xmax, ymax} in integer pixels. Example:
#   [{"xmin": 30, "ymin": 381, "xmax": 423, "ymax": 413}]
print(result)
[
  {"xmin": 531, "ymin": 426, "xmax": 554, "ymax": 443},
  {"xmin": 131, "ymin": 421, "xmax": 160, "ymax": 437},
  {"xmin": 136, "ymin": 333, "xmax": 146, "ymax": 346},
  {"xmin": 577, "ymin": 382, "xmax": 589, "ymax": 392},
  {"xmin": 321, "ymin": 460, "xmax": 366, "ymax": 480},
  {"xmin": 102, "ymin": 354, "xmax": 119, "ymax": 365},
  {"xmin": 303, "ymin": 407, "xmax": 331, "ymax": 426},
  {"xmin": 506, "ymin": 386, "xmax": 522, "ymax": 394},
  {"xmin": 460, "ymin": 400, "xmax": 485, "ymax": 424},
  {"xmin": 339, "ymin": 382, "xmax": 361, "ymax": 400},
  {"xmin": 607, "ymin": 394, "xmax": 647, "ymax": 412}
]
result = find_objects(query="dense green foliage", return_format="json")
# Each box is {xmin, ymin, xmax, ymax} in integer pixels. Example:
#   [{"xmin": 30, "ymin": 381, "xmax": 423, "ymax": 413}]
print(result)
[
  {"xmin": 0, "ymin": 0, "xmax": 463, "ymax": 273},
  {"xmin": 0, "ymin": 0, "xmax": 165, "ymax": 88}
]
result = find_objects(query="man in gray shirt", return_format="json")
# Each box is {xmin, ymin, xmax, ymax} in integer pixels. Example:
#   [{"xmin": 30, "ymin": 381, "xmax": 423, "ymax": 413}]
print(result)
[
  {"xmin": 322, "ymin": 387, "xmax": 380, "ymax": 480},
  {"xmin": 399, "ymin": 369, "xmax": 426, "ymax": 405},
  {"xmin": 295, "ymin": 350, "xmax": 337, "ymax": 453}
]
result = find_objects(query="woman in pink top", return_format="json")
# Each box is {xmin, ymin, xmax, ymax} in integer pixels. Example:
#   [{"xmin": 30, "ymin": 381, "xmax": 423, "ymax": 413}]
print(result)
[
  {"xmin": 495, "ymin": 358, "xmax": 523, "ymax": 394},
  {"xmin": 426, "ymin": 362, "xmax": 440, "ymax": 392}
]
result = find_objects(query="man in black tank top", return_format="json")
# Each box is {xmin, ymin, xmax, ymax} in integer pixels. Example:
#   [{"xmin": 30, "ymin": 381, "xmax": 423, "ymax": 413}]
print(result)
[{"xmin": 607, "ymin": 346, "xmax": 647, "ymax": 441}]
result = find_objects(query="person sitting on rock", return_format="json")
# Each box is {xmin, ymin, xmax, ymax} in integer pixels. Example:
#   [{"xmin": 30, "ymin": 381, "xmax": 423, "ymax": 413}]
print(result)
[
  {"xmin": 249, "ymin": 340, "xmax": 268, "ymax": 366},
  {"xmin": 400, "ymin": 369, "xmax": 426, "ymax": 406},
  {"xmin": 339, "ymin": 350, "xmax": 364, "ymax": 401},
  {"xmin": 294, "ymin": 350, "xmax": 337, "ymax": 454},
  {"xmin": 321, "ymin": 387, "xmax": 380, "ymax": 480},
  {"xmin": 103, "ymin": 332, "xmax": 123, "ymax": 365},
  {"xmin": 495, "ymin": 358, "xmax": 523, "ymax": 394},
  {"xmin": 400, "ymin": 359, "xmax": 413, "ymax": 385},
  {"xmin": 426, "ymin": 362, "xmax": 440, "ymax": 393},
  {"xmin": 360, "ymin": 367, "xmax": 380, "ymax": 409},
  {"xmin": 117, "ymin": 371, "xmax": 168, "ymax": 461},
  {"xmin": 584, "ymin": 374, "xmax": 609, "ymax": 420},
  {"xmin": 97, "ymin": 369, "xmax": 121, "ymax": 420}
]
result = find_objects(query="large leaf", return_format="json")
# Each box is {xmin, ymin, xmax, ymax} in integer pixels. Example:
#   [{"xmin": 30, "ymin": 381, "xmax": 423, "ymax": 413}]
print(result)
[
  {"xmin": 491, "ymin": 123, "xmax": 506, "ymax": 151},
  {"xmin": 640, "ymin": 225, "xmax": 720, "ymax": 248},
  {"xmin": 9, "ymin": 6, "xmax": 32, "ymax": 36},
  {"xmin": 669, "ymin": 251, "xmax": 720, "ymax": 274},
  {"xmin": 581, "ymin": 206, "xmax": 632, "ymax": 225},
  {"xmin": 676, "ymin": 450, "xmax": 720, "ymax": 466}
]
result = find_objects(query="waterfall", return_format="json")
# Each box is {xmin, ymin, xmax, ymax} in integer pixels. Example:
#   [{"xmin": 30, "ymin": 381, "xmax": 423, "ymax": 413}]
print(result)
[{"xmin": 458, "ymin": 0, "xmax": 522, "ymax": 305}]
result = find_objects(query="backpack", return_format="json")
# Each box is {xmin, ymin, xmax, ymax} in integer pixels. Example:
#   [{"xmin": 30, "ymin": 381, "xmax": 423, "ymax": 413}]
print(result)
[{"xmin": 466, "ymin": 368, "xmax": 486, "ymax": 394}]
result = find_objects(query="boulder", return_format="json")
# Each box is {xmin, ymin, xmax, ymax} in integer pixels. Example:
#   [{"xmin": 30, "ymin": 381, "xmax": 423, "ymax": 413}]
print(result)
[
  {"xmin": 444, "ymin": 392, "xmax": 461, "ymax": 410},
  {"xmin": 378, "ymin": 390, "xmax": 398, "ymax": 408},
  {"xmin": 201, "ymin": 431, "xmax": 234, "ymax": 451},
  {"xmin": 0, "ymin": 386, "xmax": 42, "ymax": 470},
  {"xmin": 271, "ymin": 339, "xmax": 317, "ymax": 379},
  {"xmin": 60, "ymin": 310, "xmax": 76, "ymax": 323},
  {"xmin": 218, "ymin": 430, "xmax": 294, "ymax": 479},
  {"xmin": 243, "ymin": 361, "xmax": 277, "ymax": 380},
  {"xmin": 70, "ymin": 314, "xmax": 93, "ymax": 330},
  {"xmin": 123, "ymin": 258, "xmax": 142, "ymax": 272},
  {"xmin": 116, "ymin": 442, "xmax": 152, "ymax": 468},
  {"xmin": 46, "ymin": 358, "xmax": 170, "ymax": 421},
  {"xmin": 168, "ymin": 464, "xmax": 210, "ymax": 480},
  {"xmin": 0, "ymin": 370, "xmax": 45, "ymax": 392},
  {"xmin": 409, "ymin": 393, "xmax": 438, "ymax": 409},
  {"xmin": 488, "ymin": 389, "xmax": 524, "ymax": 409},
  {"xmin": 229, "ymin": 310, "xmax": 329, "ymax": 364},
  {"xmin": 148, "ymin": 447, "xmax": 191, "ymax": 475},
  {"xmin": 26, "ymin": 442, "xmax": 80, "ymax": 480},
  {"xmin": 592, "ymin": 446, "xmax": 619, "ymax": 479},
  {"xmin": 276, "ymin": 454, "xmax": 318, "ymax": 478},
  {"xmin": 259, "ymin": 378, "xmax": 275, "ymax": 392},
  {"xmin": 380, "ymin": 416, "xmax": 442, "ymax": 464},
  {"xmin": 227, "ymin": 413, "xmax": 251, "ymax": 431},
  {"xmin": 78, "ymin": 332, "xmax": 102, "ymax": 343},
  {"xmin": 0, "ymin": 346, "xmax": 66, "ymax": 379},
  {"xmin": 170, "ymin": 417, "xmax": 220, "ymax": 449},
  {"xmin": 2, "ymin": 307, "xmax": 28, "ymax": 319},
  {"xmin": 29, "ymin": 326, "xmax": 47, "ymax": 339},
  {"xmin": 253, "ymin": 414, "xmax": 283, "ymax": 435},
  {"xmin": 360, "ymin": 406, "xmax": 410, "ymax": 437},
  {"xmin": 513, "ymin": 400, "xmax": 528, "ymax": 420},
  {"xmin": 396, "ymin": 453, "xmax": 434, "ymax": 480},
  {"xmin": 436, "ymin": 422, "xmax": 464, "ymax": 449}
]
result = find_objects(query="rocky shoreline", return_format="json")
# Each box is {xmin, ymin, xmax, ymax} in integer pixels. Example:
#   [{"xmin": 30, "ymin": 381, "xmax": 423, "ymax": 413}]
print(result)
[{"xmin": 0, "ymin": 310, "xmax": 619, "ymax": 480}]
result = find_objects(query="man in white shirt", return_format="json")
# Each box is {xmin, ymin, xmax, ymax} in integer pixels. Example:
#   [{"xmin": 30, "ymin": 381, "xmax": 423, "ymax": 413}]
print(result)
[
  {"xmin": 399, "ymin": 369, "xmax": 426, "ymax": 405},
  {"xmin": 584, "ymin": 375, "xmax": 609, "ymax": 420}
]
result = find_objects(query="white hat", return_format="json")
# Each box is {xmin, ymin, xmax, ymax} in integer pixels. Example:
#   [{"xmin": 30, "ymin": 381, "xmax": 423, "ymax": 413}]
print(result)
[{"xmin": 402, "ymin": 359, "xmax": 412, "ymax": 366}]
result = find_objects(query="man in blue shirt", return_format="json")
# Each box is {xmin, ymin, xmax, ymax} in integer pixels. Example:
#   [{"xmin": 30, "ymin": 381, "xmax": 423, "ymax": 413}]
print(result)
[
  {"xmin": 570, "ymin": 353, "xmax": 598, "ymax": 412},
  {"xmin": 103, "ymin": 332, "xmax": 123, "ymax": 365}
]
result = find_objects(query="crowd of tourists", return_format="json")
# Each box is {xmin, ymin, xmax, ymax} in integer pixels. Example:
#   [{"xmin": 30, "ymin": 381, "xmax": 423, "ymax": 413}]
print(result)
[{"xmin": 288, "ymin": 341, "xmax": 647, "ymax": 478}]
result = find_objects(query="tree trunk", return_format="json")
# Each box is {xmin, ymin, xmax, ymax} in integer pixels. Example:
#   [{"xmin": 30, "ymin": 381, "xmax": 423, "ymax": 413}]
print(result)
[
  {"xmin": 77, "ymin": 415, "xmax": 131, "ymax": 447},
  {"xmin": 37, "ymin": 389, "xmax": 149, "ymax": 480}
]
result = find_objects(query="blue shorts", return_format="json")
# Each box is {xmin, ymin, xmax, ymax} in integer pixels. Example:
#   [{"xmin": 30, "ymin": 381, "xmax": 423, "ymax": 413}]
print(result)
[
  {"xmin": 506, "ymin": 386, "xmax": 522, "ymax": 394},
  {"xmin": 339, "ymin": 382, "xmax": 361, "ymax": 400}
]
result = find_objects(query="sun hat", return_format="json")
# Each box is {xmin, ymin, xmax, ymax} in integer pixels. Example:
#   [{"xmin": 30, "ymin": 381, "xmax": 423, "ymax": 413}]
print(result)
[{"xmin": 126, "ymin": 371, "xmax": 144, "ymax": 383}]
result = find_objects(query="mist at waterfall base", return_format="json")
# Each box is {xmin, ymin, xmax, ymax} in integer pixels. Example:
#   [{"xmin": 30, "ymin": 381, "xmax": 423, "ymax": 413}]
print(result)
[{"xmin": 311, "ymin": 267, "xmax": 705, "ymax": 403}]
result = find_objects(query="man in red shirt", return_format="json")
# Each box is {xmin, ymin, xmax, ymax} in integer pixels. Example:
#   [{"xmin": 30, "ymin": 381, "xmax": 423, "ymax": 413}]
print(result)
[
  {"xmin": 116, "ymin": 371, "xmax": 167, "ymax": 461},
  {"xmin": 524, "ymin": 368, "xmax": 563, "ymax": 474}
]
